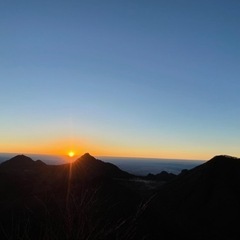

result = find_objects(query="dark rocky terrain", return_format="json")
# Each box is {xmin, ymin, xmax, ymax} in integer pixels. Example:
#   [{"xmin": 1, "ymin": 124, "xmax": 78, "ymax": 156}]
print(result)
[
  {"xmin": 135, "ymin": 155, "xmax": 240, "ymax": 240},
  {"xmin": 0, "ymin": 154, "xmax": 239, "ymax": 239}
]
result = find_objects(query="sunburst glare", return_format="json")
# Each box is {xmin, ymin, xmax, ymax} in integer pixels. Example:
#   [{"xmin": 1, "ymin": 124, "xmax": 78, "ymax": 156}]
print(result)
[{"xmin": 68, "ymin": 151, "xmax": 75, "ymax": 158}]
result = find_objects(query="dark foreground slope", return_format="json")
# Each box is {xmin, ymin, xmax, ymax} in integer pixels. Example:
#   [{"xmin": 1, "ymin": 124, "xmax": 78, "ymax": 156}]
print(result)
[
  {"xmin": 1, "ymin": 154, "xmax": 240, "ymax": 240},
  {"xmin": 135, "ymin": 155, "xmax": 240, "ymax": 240},
  {"xmin": 0, "ymin": 154, "xmax": 139, "ymax": 240}
]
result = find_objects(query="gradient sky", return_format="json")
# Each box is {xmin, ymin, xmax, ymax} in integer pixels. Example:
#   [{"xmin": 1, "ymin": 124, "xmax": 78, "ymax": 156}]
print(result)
[{"xmin": 0, "ymin": 0, "xmax": 240, "ymax": 159}]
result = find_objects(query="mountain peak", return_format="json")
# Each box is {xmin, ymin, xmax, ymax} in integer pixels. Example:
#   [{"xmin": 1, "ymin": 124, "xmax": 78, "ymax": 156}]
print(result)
[
  {"xmin": 78, "ymin": 153, "xmax": 96, "ymax": 162},
  {"xmin": 210, "ymin": 155, "xmax": 238, "ymax": 161},
  {"xmin": 82, "ymin": 152, "xmax": 92, "ymax": 157},
  {"xmin": 72, "ymin": 153, "xmax": 131, "ymax": 179},
  {"xmin": 0, "ymin": 155, "xmax": 47, "ymax": 169},
  {"xmin": 1, "ymin": 155, "xmax": 34, "ymax": 166},
  {"xmin": 205, "ymin": 155, "xmax": 240, "ymax": 169},
  {"xmin": 10, "ymin": 154, "xmax": 32, "ymax": 160}
]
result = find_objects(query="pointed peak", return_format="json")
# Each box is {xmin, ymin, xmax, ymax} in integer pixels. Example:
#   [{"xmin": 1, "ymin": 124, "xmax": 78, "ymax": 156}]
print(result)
[
  {"xmin": 1, "ymin": 155, "xmax": 34, "ymax": 167},
  {"xmin": 82, "ymin": 153, "xmax": 92, "ymax": 157},
  {"xmin": 7, "ymin": 154, "xmax": 33, "ymax": 162},
  {"xmin": 80, "ymin": 153, "xmax": 96, "ymax": 161}
]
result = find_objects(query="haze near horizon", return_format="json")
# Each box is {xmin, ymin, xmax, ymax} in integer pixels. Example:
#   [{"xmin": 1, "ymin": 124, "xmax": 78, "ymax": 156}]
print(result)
[{"xmin": 1, "ymin": 1, "xmax": 239, "ymax": 160}]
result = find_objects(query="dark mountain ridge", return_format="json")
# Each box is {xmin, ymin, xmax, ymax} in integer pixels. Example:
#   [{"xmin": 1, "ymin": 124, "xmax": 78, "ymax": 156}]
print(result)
[
  {"xmin": 0, "ymin": 154, "xmax": 240, "ymax": 239},
  {"xmin": 135, "ymin": 155, "xmax": 240, "ymax": 240},
  {"xmin": 0, "ymin": 154, "xmax": 46, "ymax": 168},
  {"xmin": 0, "ymin": 153, "xmax": 139, "ymax": 240},
  {"xmin": 72, "ymin": 153, "xmax": 132, "ymax": 179}
]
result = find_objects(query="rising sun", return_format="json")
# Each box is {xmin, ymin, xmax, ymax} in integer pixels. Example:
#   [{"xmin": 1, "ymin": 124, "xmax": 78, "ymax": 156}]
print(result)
[{"xmin": 68, "ymin": 151, "xmax": 75, "ymax": 158}]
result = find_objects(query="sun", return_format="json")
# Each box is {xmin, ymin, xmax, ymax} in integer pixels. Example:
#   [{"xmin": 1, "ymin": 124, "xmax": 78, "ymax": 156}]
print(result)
[{"xmin": 68, "ymin": 151, "xmax": 75, "ymax": 158}]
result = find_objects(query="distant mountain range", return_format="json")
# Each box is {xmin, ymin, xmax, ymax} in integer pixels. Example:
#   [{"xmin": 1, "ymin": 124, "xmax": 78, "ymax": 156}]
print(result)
[
  {"xmin": 0, "ymin": 153, "xmax": 66, "ymax": 165},
  {"xmin": 0, "ymin": 153, "xmax": 205, "ymax": 175},
  {"xmin": 0, "ymin": 154, "xmax": 239, "ymax": 239}
]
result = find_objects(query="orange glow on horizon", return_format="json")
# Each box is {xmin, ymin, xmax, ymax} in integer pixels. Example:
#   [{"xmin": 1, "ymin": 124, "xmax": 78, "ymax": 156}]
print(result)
[{"xmin": 0, "ymin": 136, "xmax": 219, "ymax": 160}]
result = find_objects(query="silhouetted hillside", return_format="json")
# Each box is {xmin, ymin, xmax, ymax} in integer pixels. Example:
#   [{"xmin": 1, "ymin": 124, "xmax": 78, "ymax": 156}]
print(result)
[
  {"xmin": 135, "ymin": 155, "xmax": 240, "ymax": 240},
  {"xmin": 145, "ymin": 171, "xmax": 176, "ymax": 181},
  {"xmin": 1, "ymin": 154, "xmax": 240, "ymax": 239},
  {"xmin": 0, "ymin": 153, "xmax": 139, "ymax": 239},
  {"xmin": 0, "ymin": 154, "xmax": 46, "ymax": 169},
  {"xmin": 72, "ymin": 153, "xmax": 132, "ymax": 179}
]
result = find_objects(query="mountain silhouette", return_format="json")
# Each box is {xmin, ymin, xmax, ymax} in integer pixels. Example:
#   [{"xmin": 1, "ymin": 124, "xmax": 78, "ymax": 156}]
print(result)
[
  {"xmin": 0, "ymin": 154, "xmax": 46, "ymax": 169},
  {"xmin": 145, "ymin": 171, "xmax": 176, "ymax": 181},
  {"xmin": 1, "ymin": 154, "xmax": 240, "ymax": 239},
  {"xmin": 135, "ymin": 155, "xmax": 240, "ymax": 240},
  {"xmin": 72, "ymin": 153, "xmax": 132, "ymax": 179},
  {"xmin": 0, "ymin": 153, "xmax": 139, "ymax": 240}
]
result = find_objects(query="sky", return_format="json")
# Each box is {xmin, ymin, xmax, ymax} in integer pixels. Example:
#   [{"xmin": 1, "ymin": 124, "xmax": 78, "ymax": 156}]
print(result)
[{"xmin": 0, "ymin": 0, "xmax": 240, "ymax": 160}]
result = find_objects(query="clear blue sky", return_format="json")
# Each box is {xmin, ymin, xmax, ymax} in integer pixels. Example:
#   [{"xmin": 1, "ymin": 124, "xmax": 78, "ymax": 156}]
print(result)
[{"xmin": 0, "ymin": 0, "xmax": 240, "ymax": 159}]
